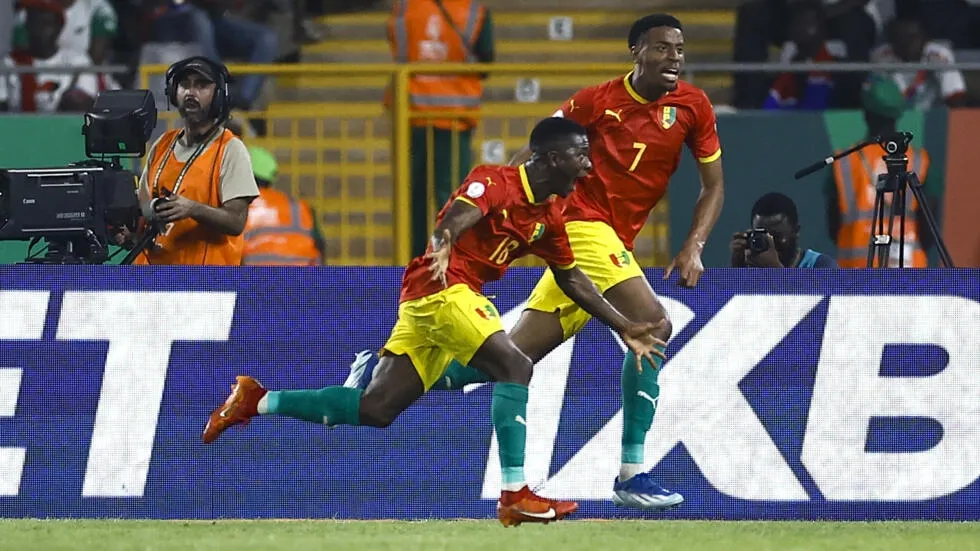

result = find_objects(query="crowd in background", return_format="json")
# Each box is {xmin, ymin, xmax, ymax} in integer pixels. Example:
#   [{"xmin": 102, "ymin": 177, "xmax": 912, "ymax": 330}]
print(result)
[
  {"xmin": 734, "ymin": 0, "xmax": 978, "ymax": 109},
  {"xmin": 0, "ymin": 0, "xmax": 382, "ymax": 120},
  {"xmin": 2, "ymin": 0, "xmax": 977, "ymax": 116}
]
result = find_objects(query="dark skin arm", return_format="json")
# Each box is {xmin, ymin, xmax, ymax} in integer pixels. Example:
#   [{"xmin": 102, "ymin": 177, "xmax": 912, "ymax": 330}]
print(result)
[
  {"xmin": 553, "ymin": 266, "xmax": 667, "ymax": 366},
  {"xmin": 155, "ymin": 196, "xmax": 253, "ymax": 236},
  {"xmin": 424, "ymin": 199, "xmax": 487, "ymax": 285},
  {"xmin": 552, "ymin": 266, "xmax": 631, "ymax": 333},
  {"xmin": 665, "ymin": 158, "xmax": 724, "ymax": 286}
]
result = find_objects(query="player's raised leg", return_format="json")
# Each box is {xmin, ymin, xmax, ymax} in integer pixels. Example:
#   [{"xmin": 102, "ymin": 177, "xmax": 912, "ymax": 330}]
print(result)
[
  {"xmin": 202, "ymin": 353, "xmax": 425, "ymax": 442},
  {"xmin": 429, "ymin": 306, "xmax": 566, "ymax": 389},
  {"xmin": 343, "ymin": 285, "xmax": 569, "ymax": 393},
  {"xmin": 345, "ymin": 349, "xmax": 492, "ymax": 392},
  {"xmin": 467, "ymin": 331, "xmax": 578, "ymax": 527},
  {"xmin": 602, "ymin": 275, "xmax": 682, "ymax": 510}
]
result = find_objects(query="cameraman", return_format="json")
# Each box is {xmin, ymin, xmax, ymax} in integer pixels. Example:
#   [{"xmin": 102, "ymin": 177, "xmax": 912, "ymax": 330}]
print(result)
[
  {"xmin": 732, "ymin": 192, "xmax": 837, "ymax": 268},
  {"xmin": 128, "ymin": 56, "xmax": 259, "ymax": 265}
]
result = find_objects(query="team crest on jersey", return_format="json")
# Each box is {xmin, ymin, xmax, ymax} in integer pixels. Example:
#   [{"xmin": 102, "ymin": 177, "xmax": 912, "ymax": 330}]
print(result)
[
  {"xmin": 661, "ymin": 106, "xmax": 677, "ymax": 129},
  {"xmin": 529, "ymin": 223, "xmax": 546, "ymax": 242}
]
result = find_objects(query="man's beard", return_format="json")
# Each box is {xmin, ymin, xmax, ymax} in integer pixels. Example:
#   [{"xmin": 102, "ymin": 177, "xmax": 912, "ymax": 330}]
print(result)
[{"xmin": 178, "ymin": 104, "xmax": 210, "ymax": 126}]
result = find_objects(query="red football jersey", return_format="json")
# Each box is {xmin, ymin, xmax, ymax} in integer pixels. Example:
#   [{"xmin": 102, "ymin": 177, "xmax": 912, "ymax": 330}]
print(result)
[
  {"xmin": 554, "ymin": 74, "xmax": 721, "ymax": 250},
  {"xmin": 400, "ymin": 164, "xmax": 576, "ymax": 302}
]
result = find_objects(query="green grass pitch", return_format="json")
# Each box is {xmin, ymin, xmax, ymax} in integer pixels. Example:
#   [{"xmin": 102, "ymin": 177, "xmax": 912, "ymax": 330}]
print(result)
[{"xmin": 1, "ymin": 519, "xmax": 978, "ymax": 551}]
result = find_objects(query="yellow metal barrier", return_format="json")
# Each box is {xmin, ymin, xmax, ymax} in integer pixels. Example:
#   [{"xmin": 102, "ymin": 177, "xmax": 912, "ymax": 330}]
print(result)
[{"xmin": 139, "ymin": 63, "xmax": 672, "ymax": 267}]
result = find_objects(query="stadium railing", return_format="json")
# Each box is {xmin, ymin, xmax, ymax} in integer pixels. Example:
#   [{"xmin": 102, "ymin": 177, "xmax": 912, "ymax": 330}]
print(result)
[
  {"xmin": 117, "ymin": 60, "xmax": 980, "ymax": 265},
  {"xmin": 136, "ymin": 63, "xmax": 673, "ymax": 266}
]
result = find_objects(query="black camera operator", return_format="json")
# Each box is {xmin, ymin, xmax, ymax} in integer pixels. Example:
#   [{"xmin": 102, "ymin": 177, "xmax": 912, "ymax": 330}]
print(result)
[{"xmin": 731, "ymin": 192, "xmax": 837, "ymax": 268}]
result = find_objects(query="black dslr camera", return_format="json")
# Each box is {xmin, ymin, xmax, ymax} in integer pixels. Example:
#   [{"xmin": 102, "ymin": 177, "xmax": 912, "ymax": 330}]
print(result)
[{"xmin": 747, "ymin": 228, "xmax": 770, "ymax": 253}]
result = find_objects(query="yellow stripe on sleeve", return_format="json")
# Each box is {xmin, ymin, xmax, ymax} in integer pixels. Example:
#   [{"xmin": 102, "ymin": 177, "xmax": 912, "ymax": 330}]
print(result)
[{"xmin": 698, "ymin": 148, "xmax": 722, "ymax": 164}]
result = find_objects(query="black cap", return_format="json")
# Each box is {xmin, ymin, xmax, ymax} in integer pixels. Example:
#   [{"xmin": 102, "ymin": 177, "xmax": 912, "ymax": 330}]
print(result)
[{"xmin": 176, "ymin": 60, "xmax": 217, "ymax": 83}]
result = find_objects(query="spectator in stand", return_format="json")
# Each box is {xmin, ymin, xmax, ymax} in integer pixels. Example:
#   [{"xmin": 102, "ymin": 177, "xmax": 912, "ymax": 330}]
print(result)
[
  {"xmin": 11, "ymin": 0, "xmax": 121, "ymax": 92},
  {"xmin": 0, "ymin": 0, "xmax": 98, "ymax": 112},
  {"xmin": 764, "ymin": 2, "xmax": 849, "ymax": 110},
  {"xmin": 1, "ymin": 0, "xmax": 14, "ymax": 59},
  {"xmin": 733, "ymin": 0, "xmax": 881, "ymax": 109},
  {"xmin": 150, "ymin": 0, "xmax": 277, "ymax": 111},
  {"xmin": 897, "ymin": 0, "xmax": 977, "ymax": 49},
  {"xmin": 869, "ymin": 16, "xmax": 968, "ymax": 109}
]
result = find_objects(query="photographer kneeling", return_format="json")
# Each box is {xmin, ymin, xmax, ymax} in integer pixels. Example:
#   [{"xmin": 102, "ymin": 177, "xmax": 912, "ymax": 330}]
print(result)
[{"xmin": 732, "ymin": 192, "xmax": 837, "ymax": 268}]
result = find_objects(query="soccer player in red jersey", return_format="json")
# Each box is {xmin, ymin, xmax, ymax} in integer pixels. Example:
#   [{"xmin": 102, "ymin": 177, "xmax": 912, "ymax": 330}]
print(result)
[
  {"xmin": 347, "ymin": 13, "xmax": 724, "ymax": 512},
  {"xmin": 202, "ymin": 118, "xmax": 667, "ymax": 527}
]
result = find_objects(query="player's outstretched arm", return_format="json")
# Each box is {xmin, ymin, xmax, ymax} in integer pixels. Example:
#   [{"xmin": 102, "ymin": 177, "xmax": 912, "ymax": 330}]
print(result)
[
  {"xmin": 551, "ymin": 266, "xmax": 666, "ymax": 366},
  {"xmin": 431, "ymin": 198, "xmax": 485, "ymax": 247},
  {"xmin": 424, "ymin": 199, "xmax": 487, "ymax": 285},
  {"xmin": 689, "ymin": 159, "xmax": 725, "ymax": 245},
  {"xmin": 666, "ymin": 158, "xmax": 724, "ymax": 287}
]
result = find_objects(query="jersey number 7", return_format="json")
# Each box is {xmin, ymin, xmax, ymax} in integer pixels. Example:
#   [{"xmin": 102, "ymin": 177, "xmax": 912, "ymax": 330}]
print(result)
[{"xmin": 629, "ymin": 142, "xmax": 647, "ymax": 172}]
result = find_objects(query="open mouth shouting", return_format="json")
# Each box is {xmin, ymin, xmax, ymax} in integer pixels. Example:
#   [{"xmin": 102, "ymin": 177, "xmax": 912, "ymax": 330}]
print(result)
[{"xmin": 661, "ymin": 66, "xmax": 680, "ymax": 83}]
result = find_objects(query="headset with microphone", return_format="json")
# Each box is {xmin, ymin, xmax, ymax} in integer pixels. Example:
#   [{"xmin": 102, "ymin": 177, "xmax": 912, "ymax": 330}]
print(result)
[{"xmin": 164, "ymin": 56, "xmax": 232, "ymax": 124}]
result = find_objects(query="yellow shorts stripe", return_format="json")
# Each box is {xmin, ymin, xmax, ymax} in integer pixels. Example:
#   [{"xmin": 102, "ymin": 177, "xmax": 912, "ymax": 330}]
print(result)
[
  {"xmin": 382, "ymin": 284, "xmax": 504, "ymax": 390},
  {"xmin": 525, "ymin": 220, "xmax": 645, "ymax": 339}
]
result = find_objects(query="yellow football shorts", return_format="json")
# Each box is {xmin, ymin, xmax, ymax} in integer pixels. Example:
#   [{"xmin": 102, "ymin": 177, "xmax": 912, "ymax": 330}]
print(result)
[
  {"xmin": 382, "ymin": 283, "xmax": 504, "ymax": 390},
  {"xmin": 525, "ymin": 220, "xmax": 645, "ymax": 339}
]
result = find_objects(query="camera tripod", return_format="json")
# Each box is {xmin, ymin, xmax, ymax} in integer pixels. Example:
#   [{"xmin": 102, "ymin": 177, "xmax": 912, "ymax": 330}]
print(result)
[{"xmin": 795, "ymin": 131, "xmax": 953, "ymax": 268}]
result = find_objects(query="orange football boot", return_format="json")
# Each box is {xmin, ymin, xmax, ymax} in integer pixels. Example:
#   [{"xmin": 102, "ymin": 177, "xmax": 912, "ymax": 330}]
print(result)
[
  {"xmin": 202, "ymin": 376, "xmax": 267, "ymax": 443},
  {"xmin": 497, "ymin": 486, "xmax": 578, "ymax": 527}
]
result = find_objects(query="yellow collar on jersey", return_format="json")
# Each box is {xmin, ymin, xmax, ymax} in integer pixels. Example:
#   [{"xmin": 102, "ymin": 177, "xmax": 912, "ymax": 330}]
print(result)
[
  {"xmin": 624, "ymin": 71, "xmax": 669, "ymax": 104},
  {"xmin": 519, "ymin": 164, "xmax": 542, "ymax": 204}
]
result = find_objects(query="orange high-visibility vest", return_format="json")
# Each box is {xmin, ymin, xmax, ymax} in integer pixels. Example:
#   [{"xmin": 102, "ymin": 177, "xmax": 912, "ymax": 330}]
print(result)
[
  {"xmin": 243, "ymin": 187, "xmax": 321, "ymax": 266},
  {"xmin": 832, "ymin": 143, "xmax": 930, "ymax": 268},
  {"xmin": 136, "ymin": 128, "xmax": 244, "ymax": 266},
  {"xmin": 387, "ymin": 0, "xmax": 485, "ymax": 131}
]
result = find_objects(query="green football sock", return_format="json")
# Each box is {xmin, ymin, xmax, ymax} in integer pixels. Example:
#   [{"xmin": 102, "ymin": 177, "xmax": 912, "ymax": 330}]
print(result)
[
  {"xmin": 430, "ymin": 359, "xmax": 493, "ymax": 390},
  {"xmin": 264, "ymin": 386, "xmax": 362, "ymax": 426},
  {"xmin": 492, "ymin": 382, "xmax": 529, "ymax": 491},
  {"xmin": 621, "ymin": 345, "xmax": 665, "ymax": 466}
]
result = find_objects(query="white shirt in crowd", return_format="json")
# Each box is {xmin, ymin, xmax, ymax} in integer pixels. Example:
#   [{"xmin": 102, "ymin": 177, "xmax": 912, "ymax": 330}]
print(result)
[
  {"xmin": 0, "ymin": 49, "xmax": 99, "ymax": 112},
  {"xmin": 13, "ymin": 0, "xmax": 118, "ymax": 59},
  {"xmin": 870, "ymin": 40, "xmax": 968, "ymax": 109}
]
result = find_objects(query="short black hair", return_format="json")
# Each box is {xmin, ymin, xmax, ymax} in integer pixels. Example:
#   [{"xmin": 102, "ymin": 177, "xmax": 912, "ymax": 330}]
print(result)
[
  {"xmin": 751, "ymin": 192, "xmax": 799, "ymax": 226},
  {"xmin": 529, "ymin": 117, "xmax": 587, "ymax": 154},
  {"xmin": 628, "ymin": 14, "xmax": 682, "ymax": 49}
]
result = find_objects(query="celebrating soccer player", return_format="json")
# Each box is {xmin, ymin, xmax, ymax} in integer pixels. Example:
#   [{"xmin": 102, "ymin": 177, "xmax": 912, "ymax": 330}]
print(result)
[
  {"xmin": 202, "ymin": 118, "xmax": 668, "ymax": 527},
  {"xmin": 346, "ymin": 13, "xmax": 725, "ymax": 511}
]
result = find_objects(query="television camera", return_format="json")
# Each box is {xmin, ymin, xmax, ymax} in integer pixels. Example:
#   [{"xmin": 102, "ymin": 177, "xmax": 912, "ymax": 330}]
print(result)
[{"xmin": 0, "ymin": 90, "xmax": 157, "ymax": 265}]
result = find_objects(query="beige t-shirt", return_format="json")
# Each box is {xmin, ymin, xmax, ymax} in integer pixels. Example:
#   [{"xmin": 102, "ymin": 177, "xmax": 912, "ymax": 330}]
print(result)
[{"xmin": 138, "ymin": 128, "xmax": 260, "ymax": 207}]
